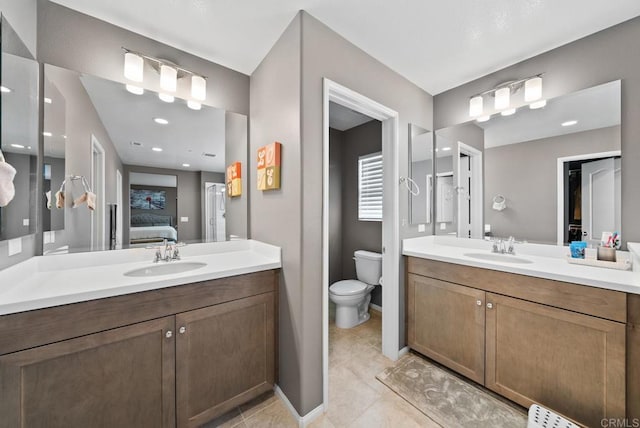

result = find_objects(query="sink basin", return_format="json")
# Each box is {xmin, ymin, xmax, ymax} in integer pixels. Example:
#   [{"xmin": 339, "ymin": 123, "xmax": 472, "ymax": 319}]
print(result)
[
  {"xmin": 124, "ymin": 262, "xmax": 207, "ymax": 277},
  {"xmin": 463, "ymin": 252, "xmax": 533, "ymax": 264}
]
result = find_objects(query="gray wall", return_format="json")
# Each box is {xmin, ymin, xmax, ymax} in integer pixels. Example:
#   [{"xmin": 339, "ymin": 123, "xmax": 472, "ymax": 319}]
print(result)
[
  {"xmin": 250, "ymin": 13, "xmax": 303, "ymax": 413},
  {"xmin": 434, "ymin": 15, "xmax": 640, "ymax": 245},
  {"xmin": 250, "ymin": 11, "xmax": 433, "ymax": 416},
  {"xmin": 124, "ymin": 165, "xmax": 202, "ymax": 244},
  {"xmin": 0, "ymin": 0, "xmax": 37, "ymax": 58},
  {"xmin": 339, "ymin": 121, "xmax": 383, "ymax": 306},
  {"xmin": 37, "ymin": 0, "xmax": 249, "ymax": 116},
  {"xmin": 224, "ymin": 111, "xmax": 249, "ymax": 239},
  {"xmin": 485, "ymin": 125, "xmax": 620, "ymax": 243},
  {"xmin": 45, "ymin": 65, "xmax": 123, "ymax": 253},
  {"xmin": 328, "ymin": 128, "xmax": 343, "ymax": 285}
]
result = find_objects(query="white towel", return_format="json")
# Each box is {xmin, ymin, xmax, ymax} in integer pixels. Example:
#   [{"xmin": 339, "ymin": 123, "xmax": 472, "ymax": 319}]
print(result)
[
  {"xmin": 0, "ymin": 160, "xmax": 17, "ymax": 207},
  {"xmin": 45, "ymin": 190, "xmax": 52, "ymax": 210}
]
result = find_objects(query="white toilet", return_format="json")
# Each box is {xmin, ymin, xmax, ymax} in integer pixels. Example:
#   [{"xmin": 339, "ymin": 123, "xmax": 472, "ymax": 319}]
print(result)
[{"xmin": 330, "ymin": 250, "xmax": 382, "ymax": 329}]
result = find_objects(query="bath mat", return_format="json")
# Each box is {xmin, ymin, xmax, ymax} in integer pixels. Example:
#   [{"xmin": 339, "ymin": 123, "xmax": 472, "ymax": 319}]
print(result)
[{"xmin": 376, "ymin": 354, "xmax": 527, "ymax": 428}]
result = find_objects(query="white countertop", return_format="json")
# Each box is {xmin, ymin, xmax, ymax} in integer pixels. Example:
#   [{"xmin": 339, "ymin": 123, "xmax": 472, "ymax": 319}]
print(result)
[
  {"xmin": 0, "ymin": 239, "xmax": 281, "ymax": 316},
  {"xmin": 403, "ymin": 236, "xmax": 640, "ymax": 294}
]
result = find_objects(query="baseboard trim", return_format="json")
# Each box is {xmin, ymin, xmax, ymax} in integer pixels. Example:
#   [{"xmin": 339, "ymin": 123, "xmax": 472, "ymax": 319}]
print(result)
[
  {"xmin": 370, "ymin": 303, "xmax": 383, "ymax": 313},
  {"xmin": 274, "ymin": 385, "xmax": 324, "ymax": 427},
  {"xmin": 398, "ymin": 346, "xmax": 410, "ymax": 358}
]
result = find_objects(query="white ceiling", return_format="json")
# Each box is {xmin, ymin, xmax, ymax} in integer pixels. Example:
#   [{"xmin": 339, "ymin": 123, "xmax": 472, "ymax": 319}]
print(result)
[
  {"xmin": 79, "ymin": 75, "xmax": 226, "ymax": 172},
  {"xmin": 51, "ymin": 0, "xmax": 640, "ymax": 95}
]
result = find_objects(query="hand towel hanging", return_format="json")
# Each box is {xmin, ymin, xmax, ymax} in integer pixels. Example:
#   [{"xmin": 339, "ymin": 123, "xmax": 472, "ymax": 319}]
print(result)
[{"xmin": 0, "ymin": 149, "xmax": 17, "ymax": 207}]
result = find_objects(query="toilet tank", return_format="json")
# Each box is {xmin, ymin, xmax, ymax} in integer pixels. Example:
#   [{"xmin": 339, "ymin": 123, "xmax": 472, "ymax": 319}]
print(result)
[{"xmin": 354, "ymin": 250, "xmax": 382, "ymax": 285}]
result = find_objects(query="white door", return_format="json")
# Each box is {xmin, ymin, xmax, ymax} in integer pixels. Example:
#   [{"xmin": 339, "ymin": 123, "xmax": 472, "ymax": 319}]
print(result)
[
  {"xmin": 458, "ymin": 155, "xmax": 471, "ymax": 238},
  {"xmin": 581, "ymin": 157, "xmax": 615, "ymax": 242},
  {"xmin": 90, "ymin": 136, "xmax": 106, "ymax": 251},
  {"xmin": 116, "ymin": 170, "xmax": 123, "ymax": 249},
  {"xmin": 205, "ymin": 183, "xmax": 226, "ymax": 242}
]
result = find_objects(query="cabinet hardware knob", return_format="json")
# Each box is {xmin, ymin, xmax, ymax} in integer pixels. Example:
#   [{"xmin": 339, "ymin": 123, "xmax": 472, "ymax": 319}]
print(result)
[
  {"xmin": 179, "ymin": 326, "xmax": 186, "ymax": 334},
  {"xmin": 476, "ymin": 300, "xmax": 482, "ymax": 306},
  {"xmin": 165, "ymin": 330, "xmax": 173, "ymax": 338},
  {"xmin": 486, "ymin": 303, "xmax": 493, "ymax": 309}
]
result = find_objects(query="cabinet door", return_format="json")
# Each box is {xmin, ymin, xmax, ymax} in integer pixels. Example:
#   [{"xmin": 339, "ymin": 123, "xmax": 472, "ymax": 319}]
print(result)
[
  {"xmin": 485, "ymin": 293, "xmax": 625, "ymax": 427},
  {"xmin": 407, "ymin": 274, "xmax": 485, "ymax": 384},
  {"xmin": 176, "ymin": 292, "xmax": 275, "ymax": 427},
  {"xmin": 0, "ymin": 316, "xmax": 176, "ymax": 428}
]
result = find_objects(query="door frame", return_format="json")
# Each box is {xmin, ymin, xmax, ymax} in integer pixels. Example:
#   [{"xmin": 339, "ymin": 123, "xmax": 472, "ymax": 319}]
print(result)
[
  {"xmin": 456, "ymin": 142, "xmax": 483, "ymax": 239},
  {"xmin": 322, "ymin": 78, "xmax": 400, "ymax": 409},
  {"xmin": 116, "ymin": 169, "xmax": 123, "ymax": 249},
  {"xmin": 90, "ymin": 135, "xmax": 106, "ymax": 251},
  {"xmin": 556, "ymin": 150, "xmax": 620, "ymax": 245}
]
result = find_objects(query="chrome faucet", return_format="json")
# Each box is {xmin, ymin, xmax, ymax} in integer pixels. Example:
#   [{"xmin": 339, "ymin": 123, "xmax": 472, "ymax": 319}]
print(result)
[
  {"xmin": 153, "ymin": 239, "xmax": 180, "ymax": 262},
  {"xmin": 492, "ymin": 236, "xmax": 517, "ymax": 255}
]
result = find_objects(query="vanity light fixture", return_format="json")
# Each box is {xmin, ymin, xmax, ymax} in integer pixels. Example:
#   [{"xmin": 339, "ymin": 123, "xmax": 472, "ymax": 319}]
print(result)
[
  {"xmin": 468, "ymin": 73, "xmax": 544, "ymax": 119},
  {"xmin": 0, "ymin": 85, "xmax": 11, "ymax": 93},
  {"xmin": 122, "ymin": 47, "xmax": 207, "ymax": 109},
  {"xmin": 125, "ymin": 84, "xmax": 144, "ymax": 95},
  {"xmin": 153, "ymin": 117, "xmax": 169, "ymax": 125},
  {"xmin": 561, "ymin": 120, "xmax": 578, "ymax": 127},
  {"xmin": 152, "ymin": 147, "xmax": 163, "ymax": 152}
]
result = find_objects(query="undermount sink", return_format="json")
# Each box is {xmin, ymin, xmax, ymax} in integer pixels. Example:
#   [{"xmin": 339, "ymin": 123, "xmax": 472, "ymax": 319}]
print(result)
[
  {"xmin": 463, "ymin": 252, "xmax": 533, "ymax": 264},
  {"xmin": 124, "ymin": 262, "xmax": 207, "ymax": 277}
]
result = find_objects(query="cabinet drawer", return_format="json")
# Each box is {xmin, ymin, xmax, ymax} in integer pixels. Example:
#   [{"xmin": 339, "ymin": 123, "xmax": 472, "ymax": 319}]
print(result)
[{"xmin": 407, "ymin": 257, "xmax": 626, "ymax": 322}]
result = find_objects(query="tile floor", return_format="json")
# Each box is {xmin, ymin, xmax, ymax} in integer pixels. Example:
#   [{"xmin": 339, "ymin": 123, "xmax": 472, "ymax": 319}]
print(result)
[{"xmin": 204, "ymin": 307, "xmax": 442, "ymax": 427}]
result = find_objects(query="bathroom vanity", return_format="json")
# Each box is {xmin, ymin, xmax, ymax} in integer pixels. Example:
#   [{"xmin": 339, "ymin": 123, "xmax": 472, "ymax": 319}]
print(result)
[
  {"xmin": 403, "ymin": 236, "xmax": 640, "ymax": 427},
  {"xmin": 0, "ymin": 240, "xmax": 280, "ymax": 428}
]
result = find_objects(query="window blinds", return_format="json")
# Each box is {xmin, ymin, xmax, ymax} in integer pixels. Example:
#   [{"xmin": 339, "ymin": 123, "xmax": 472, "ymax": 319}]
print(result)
[{"xmin": 358, "ymin": 152, "xmax": 383, "ymax": 221}]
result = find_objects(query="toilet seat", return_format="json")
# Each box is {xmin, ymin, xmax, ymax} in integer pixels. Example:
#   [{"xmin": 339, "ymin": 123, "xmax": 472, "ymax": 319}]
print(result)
[{"xmin": 330, "ymin": 280, "xmax": 367, "ymax": 296}]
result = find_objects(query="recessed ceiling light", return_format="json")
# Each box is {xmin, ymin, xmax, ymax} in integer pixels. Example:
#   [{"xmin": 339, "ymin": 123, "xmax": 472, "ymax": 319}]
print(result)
[
  {"xmin": 0, "ymin": 86, "xmax": 11, "ymax": 93},
  {"xmin": 27, "ymin": 146, "xmax": 32, "ymax": 150},
  {"xmin": 501, "ymin": 108, "xmax": 517, "ymax": 116},
  {"xmin": 44, "ymin": 97, "xmax": 52, "ymax": 104},
  {"xmin": 158, "ymin": 93, "xmax": 174, "ymax": 103},
  {"xmin": 43, "ymin": 131, "xmax": 52, "ymax": 137},
  {"xmin": 125, "ymin": 84, "xmax": 144, "ymax": 95},
  {"xmin": 10, "ymin": 144, "xmax": 24, "ymax": 149},
  {"xmin": 476, "ymin": 115, "xmax": 491, "ymax": 123},
  {"xmin": 529, "ymin": 100, "xmax": 547, "ymax": 109},
  {"xmin": 182, "ymin": 163, "xmax": 190, "ymax": 167},
  {"xmin": 152, "ymin": 147, "xmax": 163, "ymax": 152},
  {"xmin": 561, "ymin": 120, "xmax": 578, "ymax": 127},
  {"xmin": 187, "ymin": 100, "xmax": 201, "ymax": 110},
  {"xmin": 442, "ymin": 147, "xmax": 452, "ymax": 151},
  {"xmin": 153, "ymin": 117, "xmax": 169, "ymax": 125}
]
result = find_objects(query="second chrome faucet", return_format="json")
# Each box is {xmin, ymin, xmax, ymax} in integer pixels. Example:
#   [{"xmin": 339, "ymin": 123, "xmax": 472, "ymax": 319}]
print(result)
[
  {"xmin": 492, "ymin": 236, "xmax": 516, "ymax": 255},
  {"xmin": 153, "ymin": 239, "xmax": 181, "ymax": 263}
]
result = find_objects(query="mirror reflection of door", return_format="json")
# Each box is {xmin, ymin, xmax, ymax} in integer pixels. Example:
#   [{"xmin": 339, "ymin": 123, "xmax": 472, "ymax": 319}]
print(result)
[
  {"xmin": 580, "ymin": 157, "xmax": 621, "ymax": 242},
  {"xmin": 205, "ymin": 183, "xmax": 226, "ymax": 242}
]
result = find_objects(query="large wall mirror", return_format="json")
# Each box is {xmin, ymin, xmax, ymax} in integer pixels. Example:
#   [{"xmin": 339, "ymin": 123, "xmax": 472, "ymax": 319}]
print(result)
[
  {"xmin": 434, "ymin": 80, "xmax": 621, "ymax": 246},
  {"xmin": 0, "ymin": 17, "xmax": 39, "ymax": 243},
  {"xmin": 43, "ymin": 64, "xmax": 248, "ymax": 254}
]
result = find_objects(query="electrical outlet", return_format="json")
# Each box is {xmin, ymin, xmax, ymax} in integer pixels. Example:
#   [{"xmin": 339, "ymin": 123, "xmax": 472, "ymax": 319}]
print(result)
[
  {"xmin": 440, "ymin": 222, "xmax": 446, "ymax": 231},
  {"xmin": 180, "ymin": 217, "xmax": 189, "ymax": 223},
  {"xmin": 418, "ymin": 224, "xmax": 426, "ymax": 232},
  {"xmin": 22, "ymin": 218, "xmax": 29, "ymax": 226},
  {"xmin": 44, "ymin": 231, "xmax": 51, "ymax": 244}
]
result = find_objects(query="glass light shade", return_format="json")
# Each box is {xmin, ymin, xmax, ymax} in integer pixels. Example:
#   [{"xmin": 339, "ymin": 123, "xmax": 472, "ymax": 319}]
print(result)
[
  {"xmin": 501, "ymin": 108, "xmax": 517, "ymax": 116},
  {"xmin": 191, "ymin": 75, "xmax": 206, "ymax": 101},
  {"xmin": 160, "ymin": 65, "xmax": 177, "ymax": 92},
  {"xmin": 469, "ymin": 96, "xmax": 483, "ymax": 117},
  {"xmin": 187, "ymin": 100, "xmax": 202, "ymax": 110},
  {"xmin": 524, "ymin": 77, "xmax": 542, "ymax": 102},
  {"xmin": 494, "ymin": 87, "xmax": 510, "ymax": 110},
  {"xmin": 124, "ymin": 52, "xmax": 144, "ymax": 82},
  {"xmin": 158, "ymin": 93, "xmax": 175, "ymax": 103},
  {"xmin": 529, "ymin": 99, "xmax": 547, "ymax": 109},
  {"xmin": 476, "ymin": 115, "xmax": 491, "ymax": 123},
  {"xmin": 125, "ymin": 84, "xmax": 144, "ymax": 95}
]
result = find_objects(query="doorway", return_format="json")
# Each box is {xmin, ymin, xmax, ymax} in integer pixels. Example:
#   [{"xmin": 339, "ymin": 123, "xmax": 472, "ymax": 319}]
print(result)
[
  {"xmin": 456, "ymin": 142, "xmax": 483, "ymax": 239},
  {"xmin": 90, "ymin": 135, "xmax": 106, "ymax": 251},
  {"xmin": 322, "ymin": 78, "xmax": 400, "ymax": 409},
  {"xmin": 204, "ymin": 182, "xmax": 226, "ymax": 242}
]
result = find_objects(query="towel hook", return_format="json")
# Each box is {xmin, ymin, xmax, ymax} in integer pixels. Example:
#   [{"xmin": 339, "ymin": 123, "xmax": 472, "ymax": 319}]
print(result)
[{"xmin": 399, "ymin": 176, "xmax": 420, "ymax": 196}]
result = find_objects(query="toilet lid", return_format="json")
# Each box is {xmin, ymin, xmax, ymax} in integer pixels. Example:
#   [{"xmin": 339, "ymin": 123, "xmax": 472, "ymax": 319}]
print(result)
[{"xmin": 330, "ymin": 280, "xmax": 367, "ymax": 296}]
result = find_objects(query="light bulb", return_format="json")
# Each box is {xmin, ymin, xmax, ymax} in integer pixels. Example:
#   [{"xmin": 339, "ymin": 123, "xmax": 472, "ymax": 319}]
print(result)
[
  {"xmin": 124, "ymin": 52, "xmax": 144, "ymax": 82},
  {"xmin": 501, "ymin": 108, "xmax": 516, "ymax": 116},
  {"xmin": 469, "ymin": 96, "xmax": 483, "ymax": 117},
  {"xmin": 525, "ymin": 77, "xmax": 542, "ymax": 102},
  {"xmin": 191, "ymin": 75, "xmax": 206, "ymax": 101},
  {"xmin": 160, "ymin": 64, "xmax": 177, "ymax": 92},
  {"xmin": 494, "ymin": 87, "xmax": 510, "ymax": 110},
  {"xmin": 158, "ymin": 93, "xmax": 175, "ymax": 103},
  {"xmin": 125, "ymin": 84, "xmax": 144, "ymax": 95},
  {"xmin": 476, "ymin": 115, "xmax": 491, "ymax": 123},
  {"xmin": 529, "ymin": 100, "xmax": 547, "ymax": 109},
  {"xmin": 187, "ymin": 100, "xmax": 202, "ymax": 110}
]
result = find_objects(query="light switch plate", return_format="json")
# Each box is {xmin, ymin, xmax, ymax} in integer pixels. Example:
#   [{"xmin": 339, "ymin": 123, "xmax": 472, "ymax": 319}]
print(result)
[
  {"xmin": 418, "ymin": 224, "xmax": 426, "ymax": 232},
  {"xmin": 440, "ymin": 222, "xmax": 446, "ymax": 230},
  {"xmin": 180, "ymin": 217, "xmax": 189, "ymax": 223},
  {"xmin": 44, "ymin": 231, "xmax": 51, "ymax": 244},
  {"xmin": 22, "ymin": 218, "xmax": 29, "ymax": 226},
  {"xmin": 8, "ymin": 238, "xmax": 22, "ymax": 256}
]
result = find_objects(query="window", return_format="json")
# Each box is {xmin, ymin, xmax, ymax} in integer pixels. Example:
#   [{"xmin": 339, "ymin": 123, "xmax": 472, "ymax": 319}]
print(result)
[{"xmin": 358, "ymin": 152, "xmax": 383, "ymax": 221}]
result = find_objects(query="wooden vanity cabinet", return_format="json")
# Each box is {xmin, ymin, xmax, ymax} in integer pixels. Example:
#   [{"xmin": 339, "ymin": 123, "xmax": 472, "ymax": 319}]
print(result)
[
  {"xmin": 0, "ymin": 270, "xmax": 279, "ymax": 428},
  {"xmin": 407, "ymin": 257, "xmax": 628, "ymax": 426}
]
